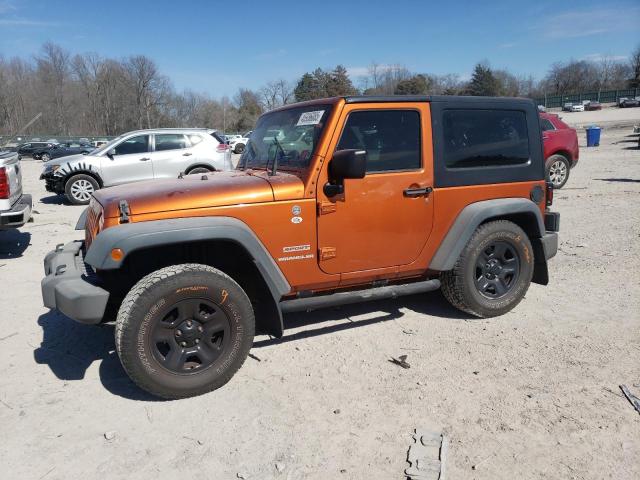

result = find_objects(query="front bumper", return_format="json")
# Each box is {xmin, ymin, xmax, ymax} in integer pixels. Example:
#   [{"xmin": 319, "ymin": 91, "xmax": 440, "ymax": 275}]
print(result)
[
  {"xmin": 541, "ymin": 232, "xmax": 558, "ymax": 260},
  {"xmin": 0, "ymin": 194, "xmax": 32, "ymax": 229},
  {"xmin": 41, "ymin": 241, "xmax": 109, "ymax": 324},
  {"xmin": 39, "ymin": 171, "xmax": 64, "ymax": 193}
]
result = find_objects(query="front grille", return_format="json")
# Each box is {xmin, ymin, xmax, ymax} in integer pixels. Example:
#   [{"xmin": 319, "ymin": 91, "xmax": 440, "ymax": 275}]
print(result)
[{"xmin": 85, "ymin": 203, "xmax": 102, "ymax": 249}]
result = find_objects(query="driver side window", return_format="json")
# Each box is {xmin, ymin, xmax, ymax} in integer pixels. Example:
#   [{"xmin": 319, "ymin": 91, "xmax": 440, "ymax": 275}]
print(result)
[
  {"xmin": 336, "ymin": 110, "xmax": 421, "ymax": 173},
  {"xmin": 114, "ymin": 135, "xmax": 150, "ymax": 155}
]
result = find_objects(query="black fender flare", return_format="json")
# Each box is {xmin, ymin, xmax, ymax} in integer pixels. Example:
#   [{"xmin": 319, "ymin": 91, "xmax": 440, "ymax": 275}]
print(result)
[
  {"xmin": 429, "ymin": 198, "xmax": 545, "ymax": 272},
  {"xmin": 85, "ymin": 216, "xmax": 291, "ymax": 336}
]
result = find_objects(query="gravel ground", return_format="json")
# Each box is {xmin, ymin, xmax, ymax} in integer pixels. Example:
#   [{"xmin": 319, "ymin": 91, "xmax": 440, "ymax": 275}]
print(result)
[{"xmin": 1, "ymin": 116, "xmax": 639, "ymax": 480}]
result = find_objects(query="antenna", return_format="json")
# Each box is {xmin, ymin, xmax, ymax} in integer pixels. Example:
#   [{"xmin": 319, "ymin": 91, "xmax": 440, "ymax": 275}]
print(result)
[{"xmin": 1, "ymin": 112, "xmax": 43, "ymax": 148}]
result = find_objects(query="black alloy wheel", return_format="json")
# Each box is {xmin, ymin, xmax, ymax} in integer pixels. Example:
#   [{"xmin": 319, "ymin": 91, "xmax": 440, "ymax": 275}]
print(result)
[
  {"xmin": 151, "ymin": 298, "xmax": 231, "ymax": 374},
  {"xmin": 474, "ymin": 241, "xmax": 520, "ymax": 299}
]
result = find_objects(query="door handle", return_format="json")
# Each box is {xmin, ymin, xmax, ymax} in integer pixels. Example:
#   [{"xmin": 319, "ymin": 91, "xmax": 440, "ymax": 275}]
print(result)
[
  {"xmin": 542, "ymin": 135, "xmax": 549, "ymax": 140},
  {"xmin": 403, "ymin": 187, "xmax": 433, "ymax": 197},
  {"xmin": 183, "ymin": 152, "xmax": 192, "ymax": 156},
  {"xmin": 139, "ymin": 157, "xmax": 151, "ymax": 161}
]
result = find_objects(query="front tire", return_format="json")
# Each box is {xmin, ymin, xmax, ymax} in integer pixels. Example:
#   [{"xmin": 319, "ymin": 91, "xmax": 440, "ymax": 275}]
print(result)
[
  {"xmin": 115, "ymin": 264, "xmax": 255, "ymax": 399},
  {"xmin": 41, "ymin": 153, "xmax": 50, "ymax": 162},
  {"xmin": 440, "ymin": 220, "xmax": 534, "ymax": 318},
  {"xmin": 546, "ymin": 154, "xmax": 570, "ymax": 189},
  {"xmin": 64, "ymin": 174, "xmax": 99, "ymax": 205}
]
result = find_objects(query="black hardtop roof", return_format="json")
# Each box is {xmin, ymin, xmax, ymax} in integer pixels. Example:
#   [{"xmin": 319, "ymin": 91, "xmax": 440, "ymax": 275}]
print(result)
[{"xmin": 344, "ymin": 95, "xmax": 535, "ymax": 105}]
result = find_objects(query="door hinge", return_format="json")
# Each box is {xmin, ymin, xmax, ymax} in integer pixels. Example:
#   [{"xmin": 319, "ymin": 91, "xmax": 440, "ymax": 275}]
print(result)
[
  {"xmin": 318, "ymin": 201, "xmax": 337, "ymax": 215},
  {"xmin": 319, "ymin": 246, "xmax": 336, "ymax": 260}
]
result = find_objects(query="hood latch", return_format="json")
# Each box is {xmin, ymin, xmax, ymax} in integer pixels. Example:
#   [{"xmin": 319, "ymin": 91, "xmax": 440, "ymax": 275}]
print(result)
[{"xmin": 118, "ymin": 200, "xmax": 130, "ymax": 224}]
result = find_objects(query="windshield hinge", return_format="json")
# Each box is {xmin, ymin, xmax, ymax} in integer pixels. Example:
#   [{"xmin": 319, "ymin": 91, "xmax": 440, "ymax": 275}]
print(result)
[
  {"xmin": 319, "ymin": 246, "xmax": 336, "ymax": 260},
  {"xmin": 318, "ymin": 201, "xmax": 337, "ymax": 215},
  {"xmin": 118, "ymin": 200, "xmax": 130, "ymax": 224}
]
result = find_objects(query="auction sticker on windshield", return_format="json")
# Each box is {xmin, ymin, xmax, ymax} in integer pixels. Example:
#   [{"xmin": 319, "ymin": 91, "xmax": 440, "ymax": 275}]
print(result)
[{"xmin": 296, "ymin": 110, "xmax": 325, "ymax": 126}]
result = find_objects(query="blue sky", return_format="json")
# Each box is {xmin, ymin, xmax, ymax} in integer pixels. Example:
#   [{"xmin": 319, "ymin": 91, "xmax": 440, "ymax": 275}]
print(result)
[{"xmin": 1, "ymin": 0, "xmax": 638, "ymax": 97}]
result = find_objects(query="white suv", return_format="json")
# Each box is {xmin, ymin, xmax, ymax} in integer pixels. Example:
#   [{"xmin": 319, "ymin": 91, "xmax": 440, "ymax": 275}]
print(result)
[{"xmin": 40, "ymin": 128, "xmax": 233, "ymax": 205}]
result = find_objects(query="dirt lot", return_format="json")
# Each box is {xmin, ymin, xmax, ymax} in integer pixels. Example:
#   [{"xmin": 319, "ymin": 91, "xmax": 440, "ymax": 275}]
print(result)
[{"xmin": 1, "ymin": 116, "xmax": 639, "ymax": 479}]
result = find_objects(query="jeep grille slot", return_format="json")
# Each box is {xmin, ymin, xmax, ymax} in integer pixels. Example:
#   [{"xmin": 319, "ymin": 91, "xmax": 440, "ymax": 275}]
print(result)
[{"xmin": 85, "ymin": 205, "xmax": 102, "ymax": 249}]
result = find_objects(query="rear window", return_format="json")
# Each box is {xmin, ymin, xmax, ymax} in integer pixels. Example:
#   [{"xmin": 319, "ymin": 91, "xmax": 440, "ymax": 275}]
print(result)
[
  {"xmin": 210, "ymin": 132, "xmax": 225, "ymax": 144},
  {"xmin": 155, "ymin": 134, "xmax": 188, "ymax": 151},
  {"xmin": 540, "ymin": 118, "xmax": 555, "ymax": 132},
  {"xmin": 442, "ymin": 110, "xmax": 530, "ymax": 169}
]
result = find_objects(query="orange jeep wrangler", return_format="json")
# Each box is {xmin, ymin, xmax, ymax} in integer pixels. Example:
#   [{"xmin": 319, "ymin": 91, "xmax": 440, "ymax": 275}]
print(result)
[{"xmin": 41, "ymin": 96, "xmax": 559, "ymax": 399}]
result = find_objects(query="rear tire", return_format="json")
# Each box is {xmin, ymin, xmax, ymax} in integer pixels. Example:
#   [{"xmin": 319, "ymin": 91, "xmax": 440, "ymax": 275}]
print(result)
[
  {"xmin": 234, "ymin": 143, "xmax": 245, "ymax": 154},
  {"xmin": 546, "ymin": 154, "xmax": 570, "ymax": 189},
  {"xmin": 65, "ymin": 174, "xmax": 99, "ymax": 205},
  {"xmin": 115, "ymin": 264, "xmax": 255, "ymax": 399},
  {"xmin": 440, "ymin": 220, "xmax": 534, "ymax": 318},
  {"xmin": 41, "ymin": 153, "xmax": 50, "ymax": 162}
]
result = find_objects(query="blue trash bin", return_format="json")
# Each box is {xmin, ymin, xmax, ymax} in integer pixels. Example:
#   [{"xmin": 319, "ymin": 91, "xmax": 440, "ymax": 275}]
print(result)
[{"xmin": 586, "ymin": 126, "xmax": 601, "ymax": 147}]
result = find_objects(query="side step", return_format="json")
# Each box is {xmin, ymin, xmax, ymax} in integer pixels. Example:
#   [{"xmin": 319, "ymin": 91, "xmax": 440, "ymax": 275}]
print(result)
[{"xmin": 280, "ymin": 279, "xmax": 441, "ymax": 313}]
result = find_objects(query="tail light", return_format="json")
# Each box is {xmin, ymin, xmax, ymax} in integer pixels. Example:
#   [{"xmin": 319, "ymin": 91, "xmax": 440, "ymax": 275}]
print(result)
[
  {"xmin": 216, "ymin": 143, "xmax": 230, "ymax": 153},
  {"xmin": 545, "ymin": 181, "xmax": 554, "ymax": 207},
  {"xmin": 0, "ymin": 167, "xmax": 10, "ymax": 199}
]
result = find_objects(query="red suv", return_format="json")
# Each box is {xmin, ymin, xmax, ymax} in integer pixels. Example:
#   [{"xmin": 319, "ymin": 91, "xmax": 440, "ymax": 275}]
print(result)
[{"xmin": 540, "ymin": 112, "xmax": 579, "ymax": 188}]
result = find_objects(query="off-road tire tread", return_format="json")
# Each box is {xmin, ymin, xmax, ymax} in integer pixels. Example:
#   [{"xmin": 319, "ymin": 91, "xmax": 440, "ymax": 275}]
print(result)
[
  {"xmin": 115, "ymin": 263, "xmax": 254, "ymax": 399},
  {"xmin": 440, "ymin": 220, "xmax": 531, "ymax": 318}
]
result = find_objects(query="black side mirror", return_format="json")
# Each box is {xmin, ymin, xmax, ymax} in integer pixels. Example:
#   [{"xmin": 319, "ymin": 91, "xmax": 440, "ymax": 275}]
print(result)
[
  {"xmin": 324, "ymin": 149, "xmax": 367, "ymax": 197},
  {"xmin": 107, "ymin": 148, "xmax": 116, "ymax": 158}
]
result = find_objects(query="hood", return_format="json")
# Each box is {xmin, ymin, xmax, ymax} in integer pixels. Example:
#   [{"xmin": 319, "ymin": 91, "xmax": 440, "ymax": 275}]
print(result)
[
  {"xmin": 44, "ymin": 153, "xmax": 86, "ymax": 168},
  {"xmin": 94, "ymin": 170, "xmax": 305, "ymax": 219}
]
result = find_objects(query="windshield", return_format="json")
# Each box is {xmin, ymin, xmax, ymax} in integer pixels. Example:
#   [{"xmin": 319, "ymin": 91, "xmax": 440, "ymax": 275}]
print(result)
[
  {"xmin": 92, "ymin": 134, "xmax": 126, "ymax": 155},
  {"xmin": 238, "ymin": 104, "xmax": 332, "ymax": 171}
]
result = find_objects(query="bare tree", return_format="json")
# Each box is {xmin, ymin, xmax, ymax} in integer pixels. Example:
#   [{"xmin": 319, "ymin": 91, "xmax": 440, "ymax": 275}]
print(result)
[
  {"xmin": 259, "ymin": 79, "xmax": 293, "ymax": 111},
  {"xmin": 123, "ymin": 55, "xmax": 169, "ymax": 129},
  {"xmin": 630, "ymin": 44, "xmax": 640, "ymax": 88},
  {"xmin": 35, "ymin": 42, "xmax": 72, "ymax": 134}
]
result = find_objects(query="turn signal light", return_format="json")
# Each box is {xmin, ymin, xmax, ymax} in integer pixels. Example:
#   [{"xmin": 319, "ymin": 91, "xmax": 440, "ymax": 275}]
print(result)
[{"xmin": 110, "ymin": 248, "xmax": 124, "ymax": 261}]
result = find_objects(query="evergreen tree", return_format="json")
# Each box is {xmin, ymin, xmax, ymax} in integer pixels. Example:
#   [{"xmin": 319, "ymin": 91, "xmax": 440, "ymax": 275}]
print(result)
[
  {"xmin": 294, "ymin": 65, "xmax": 358, "ymax": 101},
  {"xmin": 327, "ymin": 65, "xmax": 358, "ymax": 97},
  {"xmin": 394, "ymin": 74, "xmax": 431, "ymax": 95},
  {"xmin": 466, "ymin": 63, "xmax": 501, "ymax": 96},
  {"xmin": 294, "ymin": 72, "xmax": 323, "ymax": 101}
]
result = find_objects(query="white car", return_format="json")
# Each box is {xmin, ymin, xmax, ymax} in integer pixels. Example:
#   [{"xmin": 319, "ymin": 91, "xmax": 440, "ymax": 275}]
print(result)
[
  {"xmin": 40, "ymin": 128, "xmax": 233, "ymax": 205},
  {"xmin": 569, "ymin": 104, "xmax": 584, "ymax": 112},
  {"xmin": 229, "ymin": 134, "xmax": 250, "ymax": 154}
]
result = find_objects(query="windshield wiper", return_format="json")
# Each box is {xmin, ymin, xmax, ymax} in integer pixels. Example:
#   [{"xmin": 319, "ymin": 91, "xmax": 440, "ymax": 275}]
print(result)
[{"xmin": 269, "ymin": 136, "xmax": 285, "ymax": 176}]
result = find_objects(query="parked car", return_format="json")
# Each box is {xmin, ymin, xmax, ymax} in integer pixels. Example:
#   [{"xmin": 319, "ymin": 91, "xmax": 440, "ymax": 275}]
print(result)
[
  {"xmin": 584, "ymin": 101, "xmax": 602, "ymax": 111},
  {"xmin": 229, "ymin": 134, "xmax": 250, "ymax": 154},
  {"xmin": 540, "ymin": 112, "xmax": 579, "ymax": 188},
  {"xmin": 17, "ymin": 141, "xmax": 56, "ymax": 159},
  {"xmin": 41, "ymin": 95, "xmax": 559, "ymax": 399},
  {"xmin": 569, "ymin": 103, "xmax": 584, "ymax": 112},
  {"xmin": 619, "ymin": 98, "xmax": 640, "ymax": 108},
  {"xmin": 0, "ymin": 150, "xmax": 32, "ymax": 230},
  {"xmin": 40, "ymin": 128, "xmax": 233, "ymax": 205},
  {"xmin": 34, "ymin": 142, "xmax": 94, "ymax": 161},
  {"xmin": 562, "ymin": 102, "xmax": 574, "ymax": 112}
]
